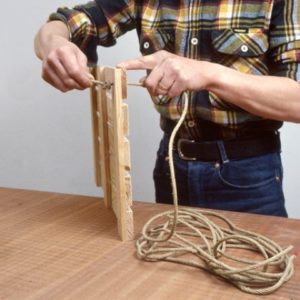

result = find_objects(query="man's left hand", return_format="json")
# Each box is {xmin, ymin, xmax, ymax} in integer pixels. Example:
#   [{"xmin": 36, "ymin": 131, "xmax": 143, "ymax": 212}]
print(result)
[{"xmin": 118, "ymin": 50, "xmax": 209, "ymax": 97}]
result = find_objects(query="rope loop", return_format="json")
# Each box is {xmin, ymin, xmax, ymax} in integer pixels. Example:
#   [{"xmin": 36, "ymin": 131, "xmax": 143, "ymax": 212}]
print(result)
[{"xmin": 136, "ymin": 92, "xmax": 295, "ymax": 295}]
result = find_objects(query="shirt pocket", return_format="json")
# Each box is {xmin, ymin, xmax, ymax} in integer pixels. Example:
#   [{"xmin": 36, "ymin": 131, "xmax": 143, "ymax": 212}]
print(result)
[
  {"xmin": 211, "ymin": 28, "xmax": 269, "ymax": 58},
  {"xmin": 139, "ymin": 29, "xmax": 175, "ymax": 55},
  {"xmin": 209, "ymin": 28, "xmax": 270, "ymax": 111}
]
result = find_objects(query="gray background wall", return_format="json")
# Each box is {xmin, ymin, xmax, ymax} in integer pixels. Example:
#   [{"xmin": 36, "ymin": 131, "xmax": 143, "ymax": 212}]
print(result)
[{"xmin": 1, "ymin": 1, "xmax": 299, "ymax": 218}]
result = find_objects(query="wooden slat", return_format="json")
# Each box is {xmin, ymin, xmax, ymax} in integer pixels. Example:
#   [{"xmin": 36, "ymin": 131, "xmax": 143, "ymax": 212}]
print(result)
[
  {"xmin": 96, "ymin": 67, "xmax": 112, "ymax": 209},
  {"xmin": 90, "ymin": 66, "xmax": 133, "ymax": 241},
  {"xmin": 104, "ymin": 67, "xmax": 133, "ymax": 241},
  {"xmin": 89, "ymin": 68, "xmax": 101, "ymax": 187}
]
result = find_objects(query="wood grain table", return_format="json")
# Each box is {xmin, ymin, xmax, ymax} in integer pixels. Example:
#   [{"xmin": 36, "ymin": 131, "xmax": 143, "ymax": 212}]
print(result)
[{"xmin": 0, "ymin": 187, "xmax": 299, "ymax": 300}]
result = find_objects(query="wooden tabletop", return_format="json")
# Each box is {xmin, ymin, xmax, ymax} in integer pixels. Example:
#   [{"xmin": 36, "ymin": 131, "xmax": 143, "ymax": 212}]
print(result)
[{"xmin": 0, "ymin": 187, "xmax": 299, "ymax": 300}]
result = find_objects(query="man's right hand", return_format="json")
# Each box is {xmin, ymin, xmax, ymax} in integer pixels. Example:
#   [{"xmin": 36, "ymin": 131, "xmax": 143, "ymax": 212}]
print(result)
[{"xmin": 34, "ymin": 21, "xmax": 92, "ymax": 92}]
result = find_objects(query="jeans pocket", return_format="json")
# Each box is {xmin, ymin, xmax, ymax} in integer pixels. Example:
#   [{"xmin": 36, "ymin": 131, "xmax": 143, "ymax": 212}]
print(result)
[{"xmin": 217, "ymin": 153, "xmax": 282, "ymax": 189}]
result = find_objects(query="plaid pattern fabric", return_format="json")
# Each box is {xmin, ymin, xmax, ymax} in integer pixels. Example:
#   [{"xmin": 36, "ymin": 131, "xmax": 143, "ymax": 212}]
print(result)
[{"xmin": 49, "ymin": 0, "xmax": 300, "ymax": 135}]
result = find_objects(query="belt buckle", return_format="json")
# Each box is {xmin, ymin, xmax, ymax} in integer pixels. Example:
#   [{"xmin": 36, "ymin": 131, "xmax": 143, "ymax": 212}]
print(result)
[{"xmin": 177, "ymin": 138, "xmax": 197, "ymax": 161}]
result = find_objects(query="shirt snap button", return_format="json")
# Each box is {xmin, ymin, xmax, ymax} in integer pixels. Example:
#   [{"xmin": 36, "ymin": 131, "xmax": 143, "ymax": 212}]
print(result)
[
  {"xmin": 241, "ymin": 44, "xmax": 249, "ymax": 52},
  {"xmin": 143, "ymin": 41, "xmax": 150, "ymax": 49},
  {"xmin": 191, "ymin": 38, "xmax": 198, "ymax": 45},
  {"xmin": 187, "ymin": 120, "xmax": 195, "ymax": 127}
]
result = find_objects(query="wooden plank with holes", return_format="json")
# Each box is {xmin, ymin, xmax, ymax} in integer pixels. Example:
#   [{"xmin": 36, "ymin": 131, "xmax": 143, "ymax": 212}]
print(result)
[
  {"xmin": 97, "ymin": 67, "xmax": 112, "ymax": 209},
  {"xmin": 89, "ymin": 67, "xmax": 101, "ymax": 187},
  {"xmin": 90, "ymin": 66, "xmax": 133, "ymax": 241}
]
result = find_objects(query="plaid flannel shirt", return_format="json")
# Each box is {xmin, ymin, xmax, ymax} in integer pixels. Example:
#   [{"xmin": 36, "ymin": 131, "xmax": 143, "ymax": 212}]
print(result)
[{"xmin": 49, "ymin": 0, "xmax": 300, "ymax": 137}]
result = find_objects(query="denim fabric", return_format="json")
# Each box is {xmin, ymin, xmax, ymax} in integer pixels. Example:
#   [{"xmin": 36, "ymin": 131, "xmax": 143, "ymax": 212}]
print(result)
[{"xmin": 153, "ymin": 135, "xmax": 288, "ymax": 217}]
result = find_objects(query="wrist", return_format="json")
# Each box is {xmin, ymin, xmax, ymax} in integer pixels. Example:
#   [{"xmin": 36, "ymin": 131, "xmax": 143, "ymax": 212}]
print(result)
[
  {"xmin": 199, "ymin": 61, "xmax": 224, "ymax": 91},
  {"xmin": 35, "ymin": 21, "xmax": 70, "ymax": 60}
]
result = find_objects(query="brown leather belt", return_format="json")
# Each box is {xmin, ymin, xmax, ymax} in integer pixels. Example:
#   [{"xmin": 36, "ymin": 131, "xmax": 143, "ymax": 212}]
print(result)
[{"xmin": 176, "ymin": 133, "xmax": 281, "ymax": 161}]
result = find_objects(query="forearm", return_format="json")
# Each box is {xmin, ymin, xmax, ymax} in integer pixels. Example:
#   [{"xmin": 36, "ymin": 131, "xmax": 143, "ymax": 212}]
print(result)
[
  {"xmin": 119, "ymin": 51, "xmax": 300, "ymax": 123},
  {"xmin": 34, "ymin": 21, "xmax": 70, "ymax": 60},
  {"xmin": 204, "ymin": 62, "xmax": 300, "ymax": 123}
]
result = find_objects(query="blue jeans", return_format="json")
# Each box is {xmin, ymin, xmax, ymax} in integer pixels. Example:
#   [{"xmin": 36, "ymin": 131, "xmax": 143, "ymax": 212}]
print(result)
[{"xmin": 153, "ymin": 134, "xmax": 288, "ymax": 217}]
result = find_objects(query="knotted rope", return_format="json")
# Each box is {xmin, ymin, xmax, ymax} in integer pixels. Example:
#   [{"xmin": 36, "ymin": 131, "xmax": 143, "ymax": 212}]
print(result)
[{"xmin": 136, "ymin": 92, "xmax": 295, "ymax": 295}]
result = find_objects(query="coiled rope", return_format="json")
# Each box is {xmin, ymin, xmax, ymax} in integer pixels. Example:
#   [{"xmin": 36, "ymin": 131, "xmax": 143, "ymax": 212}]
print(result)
[{"xmin": 136, "ymin": 92, "xmax": 295, "ymax": 295}]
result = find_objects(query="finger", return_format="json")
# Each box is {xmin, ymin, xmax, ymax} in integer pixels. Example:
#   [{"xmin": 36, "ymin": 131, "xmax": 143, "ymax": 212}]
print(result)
[
  {"xmin": 144, "ymin": 70, "xmax": 164, "ymax": 95},
  {"xmin": 147, "ymin": 69, "xmax": 177, "ymax": 96},
  {"xmin": 172, "ymin": 68, "xmax": 193, "ymax": 96},
  {"xmin": 156, "ymin": 86, "xmax": 169, "ymax": 96},
  {"xmin": 156, "ymin": 81, "xmax": 170, "ymax": 95},
  {"xmin": 167, "ymin": 84, "xmax": 181, "ymax": 98},
  {"xmin": 158, "ymin": 77, "xmax": 176, "ymax": 91},
  {"xmin": 167, "ymin": 79, "xmax": 185, "ymax": 98},
  {"xmin": 117, "ymin": 58, "xmax": 146, "ymax": 70},
  {"xmin": 42, "ymin": 65, "xmax": 71, "ymax": 92},
  {"xmin": 45, "ymin": 57, "xmax": 84, "ymax": 90},
  {"xmin": 117, "ymin": 54, "xmax": 158, "ymax": 70},
  {"xmin": 59, "ymin": 51, "xmax": 91, "ymax": 88},
  {"xmin": 137, "ymin": 76, "xmax": 147, "ymax": 87}
]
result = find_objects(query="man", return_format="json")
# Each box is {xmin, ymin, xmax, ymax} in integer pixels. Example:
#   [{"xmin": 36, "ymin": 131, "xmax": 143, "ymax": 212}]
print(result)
[{"xmin": 34, "ymin": 0, "xmax": 300, "ymax": 217}]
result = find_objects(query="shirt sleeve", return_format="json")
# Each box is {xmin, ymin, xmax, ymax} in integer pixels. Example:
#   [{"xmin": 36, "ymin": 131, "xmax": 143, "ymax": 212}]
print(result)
[
  {"xmin": 48, "ymin": 0, "xmax": 137, "ymax": 64},
  {"xmin": 268, "ymin": 0, "xmax": 300, "ymax": 82}
]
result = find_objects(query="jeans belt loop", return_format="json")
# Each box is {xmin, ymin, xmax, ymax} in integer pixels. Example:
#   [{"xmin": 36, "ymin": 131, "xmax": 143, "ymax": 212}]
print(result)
[{"xmin": 216, "ymin": 140, "xmax": 229, "ymax": 164}]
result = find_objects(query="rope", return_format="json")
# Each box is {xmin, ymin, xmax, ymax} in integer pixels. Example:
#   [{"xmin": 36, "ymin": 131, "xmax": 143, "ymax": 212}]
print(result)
[{"xmin": 136, "ymin": 92, "xmax": 295, "ymax": 295}]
